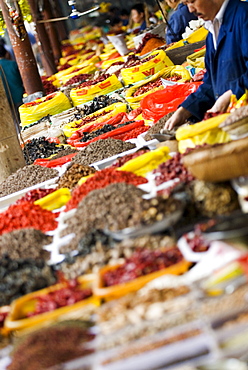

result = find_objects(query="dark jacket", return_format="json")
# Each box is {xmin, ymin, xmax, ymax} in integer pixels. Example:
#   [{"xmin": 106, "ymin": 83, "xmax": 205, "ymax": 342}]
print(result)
[
  {"xmin": 181, "ymin": 0, "xmax": 248, "ymax": 120},
  {"xmin": 0, "ymin": 58, "xmax": 24, "ymax": 107},
  {"xmin": 166, "ymin": 3, "xmax": 197, "ymax": 44}
]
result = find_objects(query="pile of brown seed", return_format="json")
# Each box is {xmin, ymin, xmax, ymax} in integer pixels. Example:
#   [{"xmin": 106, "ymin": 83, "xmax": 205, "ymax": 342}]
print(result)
[
  {"xmin": 48, "ymin": 147, "xmax": 78, "ymax": 161},
  {"xmin": 0, "ymin": 165, "xmax": 58, "ymax": 198},
  {"xmin": 57, "ymin": 163, "xmax": 96, "ymax": 190},
  {"xmin": 8, "ymin": 324, "xmax": 95, "ymax": 370},
  {"xmin": 0, "ymin": 228, "xmax": 51, "ymax": 260},
  {"xmin": 71, "ymin": 138, "xmax": 136, "ymax": 166},
  {"xmin": 61, "ymin": 183, "xmax": 181, "ymax": 252},
  {"xmin": 144, "ymin": 112, "xmax": 174, "ymax": 141}
]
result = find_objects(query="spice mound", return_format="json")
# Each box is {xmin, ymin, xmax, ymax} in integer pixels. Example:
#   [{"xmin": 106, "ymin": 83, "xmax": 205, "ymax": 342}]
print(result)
[
  {"xmin": 0, "ymin": 202, "xmax": 58, "ymax": 236},
  {"xmin": 23, "ymin": 137, "xmax": 66, "ymax": 164},
  {"xmin": 0, "ymin": 165, "xmax": 58, "ymax": 198},
  {"xmin": 71, "ymin": 138, "xmax": 136, "ymax": 166},
  {"xmin": 57, "ymin": 163, "xmax": 96, "ymax": 190},
  {"xmin": 26, "ymin": 279, "xmax": 92, "ymax": 318},
  {"xmin": 0, "ymin": 228, "xmax": 51, "ymax": 260},
  {"xmin": 65, "ymin": 167, "xmax": 147, "ymax": 211},
  {"xmin": 144, "ymin": 112, "xmax": 174, "ymax": 141},
  {"xmin": 61, "ymin": 183, "xmax": 181, "ymax": 252},
  {"xmin": 8, "ymin": 324, "xmax": 95, "ymax": 370},
  {"xmin": 0, "ymin": 255, "xmax": 56, "ymax": 306},
  {"xmin": 103, "ymin": 247, "xmax": 183, "ymax": 286}
]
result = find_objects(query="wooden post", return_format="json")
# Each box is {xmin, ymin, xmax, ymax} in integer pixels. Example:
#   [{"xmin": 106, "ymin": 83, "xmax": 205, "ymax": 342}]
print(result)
[
  {"xmin": 43, "ymin": 0, "xmax": 62, "ymax": 63},
  {"xmin": 0, "ymin": 0, "xmax": 43, "ymax": 95},
  {"xmin": 28, "ymin": 0, "xmax": 57, "ymax": 76},
  {"xmin": 0, "ymin": 77, "xmax": 25, "ymax": 181}
]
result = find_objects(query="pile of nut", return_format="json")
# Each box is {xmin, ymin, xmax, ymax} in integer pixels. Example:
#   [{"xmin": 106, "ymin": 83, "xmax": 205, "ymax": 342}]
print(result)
[{"xmin": 57, "ymin": 163, "xmax": 96, "ymax": 190}]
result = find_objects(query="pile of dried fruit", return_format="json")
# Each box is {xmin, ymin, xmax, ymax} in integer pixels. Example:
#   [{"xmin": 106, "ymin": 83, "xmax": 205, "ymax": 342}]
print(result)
[
  {"xmin": 57, "ymin": 163, "xmax": 96, "ymax": 190},
  {"xmin": 102, "ymin": 247, "xmax": 183, "ymax": 286},
  {"xmin": 0, "ymin": 202, "xmax": 58, "ymax": 235},
  {"xmin": 66, "ymin": 167, "xmax": 147, "ymax": 211}
]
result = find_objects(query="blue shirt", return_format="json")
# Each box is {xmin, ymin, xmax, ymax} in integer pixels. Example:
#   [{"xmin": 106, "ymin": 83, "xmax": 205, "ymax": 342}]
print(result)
[
  {"xmin": 166, "ymin": 4, "xmax": 197, "ymax": 44},
  {"xmin": 182, "ymin": 0, "xmax": 248, "ymax": 120}
]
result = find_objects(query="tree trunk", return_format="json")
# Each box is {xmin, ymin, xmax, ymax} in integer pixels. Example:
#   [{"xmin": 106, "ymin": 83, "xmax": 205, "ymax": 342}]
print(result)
[
  {"xmin": 43, "ymin": 0, "xmax": 62, "ymax": 64},
  {"xmin": 0, "ymin": 0, "xmax": 44, "ymax": 95},
  {"xmin": 28, "ymin": 0, "xmax": 57, "ymax": 76},
  {"xmin": 0, "ymin": 78, "xmax": 25, "ymax": 182}
]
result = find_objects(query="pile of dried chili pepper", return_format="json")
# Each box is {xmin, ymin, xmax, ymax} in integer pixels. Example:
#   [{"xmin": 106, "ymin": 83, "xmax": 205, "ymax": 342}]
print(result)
[
  {"xmin": 0, "ymin": 201, "xmax": 58, "ymax": 235},
  {"xmin": 66, "ymin": 168, "xmax": 147, "ymax": 211},
  {"xmin": 103, "ymin": 247, "xmax": 183, "ymax": 286},
  {"xmin": 15, "ymin": 188, "xmax": 55, "ymax": 204},
  {"xmin": 26, "ymin": 279, "xmax": 92, "ymax": 317}
]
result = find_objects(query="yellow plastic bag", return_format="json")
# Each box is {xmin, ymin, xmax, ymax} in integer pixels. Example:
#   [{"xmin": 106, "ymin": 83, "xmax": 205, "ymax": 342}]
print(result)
[
  {"xmin": 121, "ymin": 50, "xmax": 174, "ymax": 86},
  {"xmin": 63, "ymin": 102, "xmax": 127, "ymax": 137},
  {"xmin": 227, "ymin": 90, "xmax": 248, "ymax": 113},
  {"xmin": 187, "ymin": 48, "xmax": 206, "ymax": 69},
  {"xmin": 186, "ymin": 26, "xmax": 208, "ymax": 43},
  {"xmin": 176, "ymin": 114, "xmax": 230, "ymax": 141},
  {"xmin": 166, "ymin": 27, "xmax": 208, "ymax": 51},
  {"xmin": 178, "ymin": 129, "xmax": 230, "ymax": 154},
  {"xmin": 118, "ymin": 146, "xmax": 171, "ymax": 176},
  {"xmin": 101, "ymin": 56, "xmax": 124, "ymax": 70},
  {"xmin": 19, "ymin": 92, "xmax": 72, "ymax": 127},
  {"xmin": 70, "ymin": 74, "xmax": 123, "ymax": 106},
  {"xmin": 60, "ymin": 64, "xmax": 96, "ymax": 85},
  {"xmin": 125, "ymin": 66, "xmax": 191, "ymax": 109}
]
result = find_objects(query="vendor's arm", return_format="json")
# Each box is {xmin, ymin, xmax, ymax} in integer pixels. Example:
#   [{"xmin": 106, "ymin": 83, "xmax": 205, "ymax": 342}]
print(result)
[
  {"xmin": 207, "ymin": 89, "xmax": 232, "ymax": 113},
  {"xmin": 161, "ymin": 106, "xmax": 191, "ymax": 131}
]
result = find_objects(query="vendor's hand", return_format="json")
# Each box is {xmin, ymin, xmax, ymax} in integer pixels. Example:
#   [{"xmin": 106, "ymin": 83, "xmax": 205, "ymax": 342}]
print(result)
[
  {"xmin": 161, "ymin": 107, "xmax": 191, "ymax": 132},
  {"xmin": 207, "ymin": 90, "xmax": 232, "ymax": 113}
]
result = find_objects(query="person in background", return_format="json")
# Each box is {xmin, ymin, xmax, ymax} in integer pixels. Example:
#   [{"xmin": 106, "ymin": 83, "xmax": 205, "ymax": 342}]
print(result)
[
  {"xmin": 108, "ymin": 17, "xmax": 124, "ymax": 34},
  {"xmin": 165, "ymin": 0, "xmax": 198, "ymax": 44},
  {"xmin": 129, "ymin": 3, "xmax": 147, "ymax": 32},
  {"xmin": 0, "ymin": 44, "xmax": 24, "ymax": 129},
  {"xmin": 163, "ymin": 0, "xmax": 248, "ymax": 131},
  {"xmin": 120, "ymin": 9, "xmax": 130, "ymax": 26}
]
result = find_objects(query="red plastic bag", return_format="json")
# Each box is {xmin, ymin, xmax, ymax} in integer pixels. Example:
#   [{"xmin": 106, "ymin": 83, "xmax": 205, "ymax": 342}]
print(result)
[
  {"xmin": 34, "ymin": 153, "xmax": 77, "ymax": 167},
  {"xmin": 140, "ymin": 82, "xmax": 202, "ymax": 122}
]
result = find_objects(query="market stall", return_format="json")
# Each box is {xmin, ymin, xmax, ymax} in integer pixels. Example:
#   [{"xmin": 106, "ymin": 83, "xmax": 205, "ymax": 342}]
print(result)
[{"xmin": 0, "ymin": 3, "xmax": 248, "ymax": 369}]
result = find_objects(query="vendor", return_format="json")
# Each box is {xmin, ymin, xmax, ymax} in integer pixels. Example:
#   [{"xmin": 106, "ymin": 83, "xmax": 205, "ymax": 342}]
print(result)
[
  {"xmin": 129, "ymin": 3, "xmax": 147, "ymax": 32},
  {"xmin": 165, "ymin": 0, "xmax": 198, "ymax": 44},
  {"xmin": 163, "ymin": 0, "xmax": 248, "ymax": 131}
]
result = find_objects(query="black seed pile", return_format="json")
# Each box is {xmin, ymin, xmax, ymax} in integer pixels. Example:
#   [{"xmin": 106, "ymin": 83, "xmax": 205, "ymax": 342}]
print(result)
[
  {"xmin": 0, "ymin": 228, "xmax": 51, "ymax": 260},
  {"xmin": 82, "ymin": 95, "xmax": 120, "ymax": 116},
  {"xmin": 71, "ymin": 139, "xmax": 135, "ymax": 166},
  {"xmin": 23, "ymin": 137, "xmax": 66, "ymax": 164},
  {"xmin": 0, "ymin": 255, "xmax": 56, "ymax": 306},
  {"xmin": 0, "ymin": 165, "xmax": 58, "ymax": 198}
]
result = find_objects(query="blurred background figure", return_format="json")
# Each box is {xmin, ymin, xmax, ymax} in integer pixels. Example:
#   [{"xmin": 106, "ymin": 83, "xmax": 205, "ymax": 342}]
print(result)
[
  {"xmin": 120, "ymin": 9, "xmax": 130, "ymax": 26},
  {"xmin": 0, "ymin": 44, "xmax": 24, "ymax": 130},
  {"xmin": 165, "ymin": 0, "xmax": 198, "ymax": 44},
  {"xmin": 129, "ymin": 3, "xmax": 147, "ymax": 33}
]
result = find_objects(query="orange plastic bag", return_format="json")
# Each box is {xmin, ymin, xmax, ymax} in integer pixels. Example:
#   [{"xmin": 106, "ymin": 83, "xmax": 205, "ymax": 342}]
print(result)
[{"xmin": 140, "ymin": 82, "xmax": 202, "ymax": 122}]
